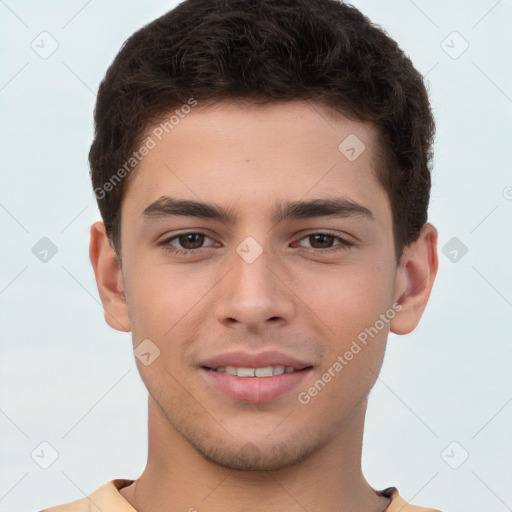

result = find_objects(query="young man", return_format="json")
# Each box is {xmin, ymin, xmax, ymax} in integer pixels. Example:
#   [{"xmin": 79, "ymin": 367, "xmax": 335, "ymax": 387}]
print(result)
[{"xmin": 40, "ymin": 0, "xmax": 440, "ymax": 510}]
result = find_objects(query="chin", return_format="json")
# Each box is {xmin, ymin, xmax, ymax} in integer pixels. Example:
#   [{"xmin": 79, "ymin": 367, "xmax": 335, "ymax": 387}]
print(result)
[{"xmin": 190, "ymin": 433, "xmax": 322, "ymax": 471}]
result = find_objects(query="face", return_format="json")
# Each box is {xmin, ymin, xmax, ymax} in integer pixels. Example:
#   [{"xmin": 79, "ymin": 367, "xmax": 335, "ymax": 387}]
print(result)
[{"xmin": 108, "ymin": 100, "xmax": 409, "ymax": 470}]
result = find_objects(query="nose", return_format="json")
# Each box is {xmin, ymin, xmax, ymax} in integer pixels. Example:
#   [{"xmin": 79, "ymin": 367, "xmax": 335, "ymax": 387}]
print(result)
[{"xmin": 214, "ymin": 241, "xmax": 296, "ymax": 331}]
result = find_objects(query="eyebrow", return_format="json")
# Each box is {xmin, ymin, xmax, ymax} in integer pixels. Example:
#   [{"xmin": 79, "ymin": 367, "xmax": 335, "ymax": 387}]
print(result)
[{"xmin": 142, "ymin": 196, "xmax": 374, "ymax": 224}]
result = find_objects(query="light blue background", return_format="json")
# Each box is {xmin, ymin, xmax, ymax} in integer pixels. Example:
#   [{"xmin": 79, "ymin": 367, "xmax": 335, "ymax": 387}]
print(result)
[{"xmin": 1, "ymin": 1, "xmax": 511, "ymax": 511}]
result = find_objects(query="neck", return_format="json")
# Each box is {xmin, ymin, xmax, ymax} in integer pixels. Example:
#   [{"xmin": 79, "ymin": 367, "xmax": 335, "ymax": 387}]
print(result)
[{"xmin": 120, "ymin": 395, "xmax": 389, "ymax": 512}]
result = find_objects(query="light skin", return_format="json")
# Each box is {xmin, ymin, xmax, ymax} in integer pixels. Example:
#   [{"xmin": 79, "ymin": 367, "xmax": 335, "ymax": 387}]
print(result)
[{"xmin": 89, "ymin": 99, "xmax": 438, "ymax": 512}]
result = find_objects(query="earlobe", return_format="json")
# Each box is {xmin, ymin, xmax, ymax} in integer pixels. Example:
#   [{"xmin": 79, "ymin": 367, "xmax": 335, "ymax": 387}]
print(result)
[
  {"xmin": 89, "ymin": 221, "xmax": 131, "ymax": 332},
  {"xmin": 390, "ymin": 223, "xmax": 438, "ymax": 335}
]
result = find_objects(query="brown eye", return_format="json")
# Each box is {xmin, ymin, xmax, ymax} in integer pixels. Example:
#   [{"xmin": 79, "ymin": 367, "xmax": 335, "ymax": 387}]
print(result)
[
  {"xmin": 159, "ymin": 232, "xmax": 216, "ymax": 255},
  {"xmin": 296, "ymin": 232, "xmax": 354, "ymax": 253},
  {"xmin": 176, "ymin": 233, "xmax": 205, "ymax": 250},
  {"xmin": 307, "ymin": 234, "xmax": 336, "ymax": 249}
]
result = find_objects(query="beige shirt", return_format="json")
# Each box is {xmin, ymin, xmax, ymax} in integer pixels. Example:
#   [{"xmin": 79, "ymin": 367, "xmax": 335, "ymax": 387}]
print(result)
[{"xmin": 38, "ymin": 479, "xmax": 442, "ymax": 511}]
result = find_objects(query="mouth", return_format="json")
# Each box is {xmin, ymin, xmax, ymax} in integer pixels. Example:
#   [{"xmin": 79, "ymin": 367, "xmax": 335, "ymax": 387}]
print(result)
[
  {"xmin": 198, "ymin": 350, "xmax": 314, "ymax": 403},
  {"xmin": 199, "ymin": 360, "xmax": 313, "ymax": 403},
  {"xmin": 203, "ymin": 365, "xmax": 310, "ymax": 377}
]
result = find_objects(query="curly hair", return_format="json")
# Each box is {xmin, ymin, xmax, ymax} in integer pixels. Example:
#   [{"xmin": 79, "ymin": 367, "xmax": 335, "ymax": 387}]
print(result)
[{"xmin": 89, "ymin": 0, "xmax": 435, "ymax": 261}]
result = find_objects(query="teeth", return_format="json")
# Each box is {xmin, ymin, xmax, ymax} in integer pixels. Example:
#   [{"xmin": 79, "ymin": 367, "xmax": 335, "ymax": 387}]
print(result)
[
  {"xmin": 213, "ymin": 365, "xmax": 299, "ymax": 377},
  {"xmin": 273, "ymin": 365, "xmax": 285, "ymax": 375},
  {"xmin": 237, "ymin": 367, "xmax": 255, "ymax": 377},
  {"xmin": 255, "ymin": 367, "xmax": 273, "ymax": 377}
]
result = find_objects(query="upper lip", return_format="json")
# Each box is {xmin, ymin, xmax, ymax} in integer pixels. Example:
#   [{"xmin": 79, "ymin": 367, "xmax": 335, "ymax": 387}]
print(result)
[{"xmin": 199, "ymin": 350, "xmax": 312, "ymax": 370}]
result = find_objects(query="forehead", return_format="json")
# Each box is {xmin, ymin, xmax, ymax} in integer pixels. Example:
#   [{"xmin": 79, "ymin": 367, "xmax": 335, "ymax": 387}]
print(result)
[{"xmin": 122, "ymin": 99, "xmax": 390, "ymax": 222}]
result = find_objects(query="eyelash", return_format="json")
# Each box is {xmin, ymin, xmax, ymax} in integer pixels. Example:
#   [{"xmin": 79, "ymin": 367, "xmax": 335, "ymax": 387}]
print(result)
[{"xmin": 158, "ymin": 231, "xmax": 354, "ymax": 255}]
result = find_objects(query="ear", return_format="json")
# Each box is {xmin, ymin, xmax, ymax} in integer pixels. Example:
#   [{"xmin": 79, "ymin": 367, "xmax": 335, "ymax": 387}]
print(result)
[
  {"xmin": 89, "ymin": 221, "xmax": 131, "ymax": 332},
  {"xmin": 390, "ymin": 222, "xmax": 438, "ymax": 335}
]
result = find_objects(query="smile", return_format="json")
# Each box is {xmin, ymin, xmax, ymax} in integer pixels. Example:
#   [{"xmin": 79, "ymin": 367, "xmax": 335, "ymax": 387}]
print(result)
[
  {"xmin": 205, "ymin": 365, "xmax": 302, "ymax": 377},
  {"xmin": 200, "ymin": 366, "xmax": 313, "ymax": 402}
]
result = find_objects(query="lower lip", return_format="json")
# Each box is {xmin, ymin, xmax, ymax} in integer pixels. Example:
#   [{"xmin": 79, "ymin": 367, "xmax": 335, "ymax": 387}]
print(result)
[{"xmin": 199, "ymin": 367, "xmax": 312, "ymax": 403}]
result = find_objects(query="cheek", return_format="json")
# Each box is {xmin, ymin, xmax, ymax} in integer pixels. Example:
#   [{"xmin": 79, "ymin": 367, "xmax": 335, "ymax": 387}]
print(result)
[
  {"xmin": 303, "ymin": 261, "xmax": 394, "ymax": 344},
  {"xmin": 298, "ymin": 265, "xmax": 394, "ymax": 414},
  {"xmin": 125, "ymin": 260, "xmax": 212, "ymax": 347}
]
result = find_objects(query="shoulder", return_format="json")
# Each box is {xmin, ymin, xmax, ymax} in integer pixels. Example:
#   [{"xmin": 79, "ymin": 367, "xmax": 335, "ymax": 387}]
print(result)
[
  {"xmin": 380, "ymin": 486, "xmax": 443, "ymax": 512},
  {"xmin": 38, "ymin": 479, "xmax": 135, "ymax": 512},
  {"xmin": 38, "ymin": 497, "xmax": 90, "ymax": 512}
]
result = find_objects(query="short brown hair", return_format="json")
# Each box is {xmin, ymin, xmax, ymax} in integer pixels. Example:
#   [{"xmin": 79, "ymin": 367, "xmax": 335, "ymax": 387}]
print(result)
[{"xmin": 89, "ymin": 0, "xmax": 435, "ymax": 261}]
